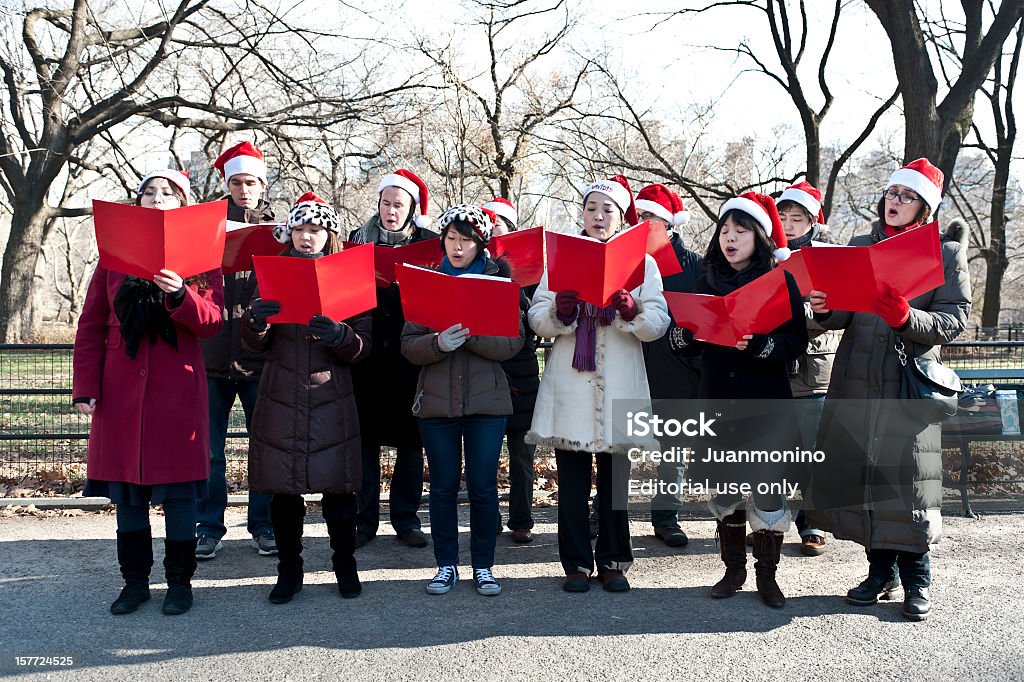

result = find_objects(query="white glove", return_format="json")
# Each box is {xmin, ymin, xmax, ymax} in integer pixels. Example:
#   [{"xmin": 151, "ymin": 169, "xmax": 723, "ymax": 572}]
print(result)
[{"xmin": 437, "ymin": 323, "xmax": 471, "ymax": 352}]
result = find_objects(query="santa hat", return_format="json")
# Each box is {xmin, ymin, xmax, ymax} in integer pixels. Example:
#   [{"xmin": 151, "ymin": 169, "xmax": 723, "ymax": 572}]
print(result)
[
  {"xmin": 583, "ymin": 174, "xmax": 639, "ymax": 226},
  {"xmin": 886, "ymin": 157, "xmax": 944, "ymax": 214},
  {"xmin": 214, "ymin": 142, "xmax": 267, "ymax": 191},
  {"xmin": 273, "ymin": 191, "xmax": 341, "ymax": 243},
  {"xmin": 376, "ymin": 169, "xmax": 431, "ymax": 228},
  {"xmin": 777, "ymin": 181, "xmax": 825, "ymax": 224},
  {"xmin": 482, "ymin": 197, "xmax": 517, "ymax": 228},
  {"xmin": 635, "ymin": 183, "xmax": 690, "ymax": 226},
  {"xmin": 437, "ymin": 203, "xmax": 493, "ymax": 247},
  {"xmin": 137, "ymin": 169, "xmax": 191, "ymax": 205},
  {"xmin": 720, "ymin": 191, "xmax": 791, "ymax": 261}
]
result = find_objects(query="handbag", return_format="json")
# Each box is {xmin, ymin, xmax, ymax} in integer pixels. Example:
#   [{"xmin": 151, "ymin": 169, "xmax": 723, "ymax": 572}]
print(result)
[{"xmin": 896, "ymin": 335, "xmax": 961, "ymax": 423}]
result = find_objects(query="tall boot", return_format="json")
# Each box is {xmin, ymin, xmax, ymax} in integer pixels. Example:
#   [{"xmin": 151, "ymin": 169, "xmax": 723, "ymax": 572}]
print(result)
[
  {"xmin": 323, "ymin": 494, "xmax": 361, "ymax": 599},
  {"xmin": 162, "ymin": 538, "xmax": 198, "ymax": 615},
  {"xmin": 711, "ymin": 509, "xmax": 747, "ymax": 599},
  {"xmin": 268, "ymin": 495, "xmax": 305, "ymax": 604},
  {"xmin": 751, "ymin": 529, "xmax": 786, "ymax": 608},
  {"xmin": 110, "ymin": 527, "xmax": 153, "ymax": 615}
]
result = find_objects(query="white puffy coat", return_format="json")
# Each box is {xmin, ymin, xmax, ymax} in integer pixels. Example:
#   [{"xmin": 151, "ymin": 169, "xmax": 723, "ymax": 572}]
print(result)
[{"xmin": 526, "ymin": 255, "xmax": 671, "ymax": 454}]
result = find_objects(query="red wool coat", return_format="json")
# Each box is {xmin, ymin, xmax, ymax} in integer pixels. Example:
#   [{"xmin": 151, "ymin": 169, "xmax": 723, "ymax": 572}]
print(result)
[{"xmin": 73, "ymin": 267, "xmax": 224, "ymax": 485}]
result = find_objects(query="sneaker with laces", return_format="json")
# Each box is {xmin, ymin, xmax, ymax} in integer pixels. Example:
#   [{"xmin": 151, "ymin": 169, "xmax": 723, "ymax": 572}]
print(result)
[
  {"xmin": 426, "ymin": 565, "xmax": 458, "ymax": 595},
  {"xmin": 473, "ymin": 568, "xmax": 501, "ymax": 596},
  {"xmin": 195, "ymin": 534, "xmax": 223, "ymax": 560},
  {"xmin": 252, "ymin": 531, "xmax": 278, "ymax": 556}
]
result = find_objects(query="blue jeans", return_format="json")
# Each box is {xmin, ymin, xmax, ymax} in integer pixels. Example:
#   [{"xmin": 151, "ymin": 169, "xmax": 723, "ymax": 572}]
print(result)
[
  {"xmin": 419, "ymin": 415, "xmax": 507, "ymax": 569},
  {"xmin": 196, "ymin": 378, "xmax": 272, "ymax": 539}
]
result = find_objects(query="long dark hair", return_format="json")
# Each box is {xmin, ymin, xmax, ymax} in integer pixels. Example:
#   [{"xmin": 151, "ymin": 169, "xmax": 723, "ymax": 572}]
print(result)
[
  {"xmin": 704, "ymin": 208, "xmax": 777, "ymax": 273},
  {"xmin": 135, "ymin": 178, "xmax": 208, "ymax": 291}
]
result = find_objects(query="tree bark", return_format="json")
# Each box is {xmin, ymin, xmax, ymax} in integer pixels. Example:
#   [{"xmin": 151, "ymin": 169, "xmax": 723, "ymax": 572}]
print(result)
[{"xmin": 0, "ymin": 205, "xmax": 52, "ymax": 341}]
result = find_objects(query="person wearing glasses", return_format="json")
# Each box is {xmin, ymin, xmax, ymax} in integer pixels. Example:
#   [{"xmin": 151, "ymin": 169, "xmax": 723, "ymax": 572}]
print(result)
[{"xmin": 807, "ymin": 158, "xmax": 971, "ymax": 621}]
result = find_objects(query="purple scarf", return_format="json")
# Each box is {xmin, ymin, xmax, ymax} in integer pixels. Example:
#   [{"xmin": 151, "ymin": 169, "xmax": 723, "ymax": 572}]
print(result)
[{"xmin": 571, "ymin": 302, "xmax": 617, "ymax": 372}]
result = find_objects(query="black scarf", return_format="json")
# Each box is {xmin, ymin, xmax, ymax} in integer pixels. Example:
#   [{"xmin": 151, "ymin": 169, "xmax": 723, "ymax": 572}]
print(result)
[
  {"xmin": 705, "ymin": 259, "xmax": 770, "ymax": 296},
  {"xmin": 113, "ymin": 277, "xmax": 178, "ymax": 359}
]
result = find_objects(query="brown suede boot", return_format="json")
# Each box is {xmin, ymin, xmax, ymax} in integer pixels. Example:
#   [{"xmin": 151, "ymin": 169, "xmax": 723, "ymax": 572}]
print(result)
[
  {"xmin": 751, "ymin": 529, "xmax": 786, "ymax": 608},
  {"xmin": 711, "ymin": 509, "xmax": 747, "ymax": 599}
]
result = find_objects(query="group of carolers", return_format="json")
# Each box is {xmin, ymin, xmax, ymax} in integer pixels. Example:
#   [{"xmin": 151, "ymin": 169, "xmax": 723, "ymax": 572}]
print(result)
[{"xmin": 73, "ymin": 141, "xmax": 970, "ymax": 623}]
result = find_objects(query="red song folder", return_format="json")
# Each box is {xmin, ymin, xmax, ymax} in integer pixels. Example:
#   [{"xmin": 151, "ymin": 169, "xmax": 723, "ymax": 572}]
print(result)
[
  {"xmin": 252, "ymin": 244, "xmax": 377, "ymax": 325},
  {"xmin": 645, "ymin": 220, "xmax": 683, "ymax": 277},
  {"xmin": 395, "ymin": 264, "xmax": 521, "ymax": 337},
  {"xmin": 93, "ymin": 199, "xmax": 227, "ymax": 279},
  {"xmin": 796, "ymin": 222, "xmax": 945, "ymax": 312},
  {"xmin": 545, "ymin": 222, "xmax": 650, "ymax": 307},
  {"xmin": 490, "ymin": 226, "xmax": 545, "ymax": 286},
  {"xmin": 665, "ymin": 267, "xmax": 794, "ymax": 347},
  {"xmin": 222, "ymin": 221, "xmax": 285, "ymax": 274},
  {"xmin": 343, "ymin": 239, "xmax": 444, "ymax": 287}
]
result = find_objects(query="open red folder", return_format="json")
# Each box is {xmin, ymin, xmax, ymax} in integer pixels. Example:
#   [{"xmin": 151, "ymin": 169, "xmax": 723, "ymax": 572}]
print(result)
[
  {"xmin": 786, "ymin": 221, "xmax": 945, "ymax": 311},
  {"xmin": 395, "ymin": 264, "xmax": 520, "ymax": 337},
  {"xmin": 93, "ymin": 199, "xmax": 227, "ymax": 279},
  {"xmin": 252, "ymin": 244, "xmax": 377, "ymax": 325},
  {"xmin": 545, "ymin": 222, "xmax": 650, "ymax": 307},
  {"xmin": 222, "ymin": 221, "xmax": 285, "ymax": 274},
  {"xmin": 343, "ymin": 239, "xmax": 443, "ymax": 287},
  {"xmin": 490, "ymin": 226, "xmax": 545, "ymax": 286},
  {"xmin": 645, "ymin": 220, "xmax": 683, "ymax": 277},
  {"xmin": 665, "ymin": 267, "xmax": 794, "ymax": 347}
]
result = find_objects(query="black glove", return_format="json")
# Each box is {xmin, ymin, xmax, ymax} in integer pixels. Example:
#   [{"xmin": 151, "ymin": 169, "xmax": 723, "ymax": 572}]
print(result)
[
  {"xmin": 308, "ymin": 315, "xmax": 350, "ymax": 347},
  {"xmin": 667, "ymin": 325, "xmax": 694, "ymax": 352},
  {"xmin": 248, "ymin": 298, "xmax": 281, "ymax": 326},
  {"xmin": 744, "ymin": 333, "xmax": 775, "ymax": 359},
  {"xmin": 166, "ymin": 286, "xmax": 187, "ymax": 308}
]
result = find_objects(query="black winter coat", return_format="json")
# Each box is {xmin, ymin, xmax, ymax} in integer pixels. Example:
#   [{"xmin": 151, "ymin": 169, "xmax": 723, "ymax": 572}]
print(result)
[
  {"xmin": 349, "ymin": 218, "xmax": 440, "ymax": 447},
  {"xmin": 500, "ymin": 284, "xmax": 540, "ymax": 433}
]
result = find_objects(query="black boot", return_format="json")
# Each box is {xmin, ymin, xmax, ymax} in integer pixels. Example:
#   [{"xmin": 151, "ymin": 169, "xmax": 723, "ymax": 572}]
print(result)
[
  {"xmin": 711, "ymin": 509, "xmax": 747, "ymax": 599},
  {"xmin": 751, "ymin": 529, "xmax": 786, "ymax": 608},
  {"xmin": 268, "ymin": 495, "xmax": 305, "ymax": 604},
  {"xmin": 162, "ymin": 539, "xmax": 197, "ymax": 615},
  {"xmin": 110, "ymin": 527, "xmax": 153, "ymax": 615},
  {"xmin": 323, "ymin": 494, "xmax": 361, "ymax": 599},
  {"xmin": 902, "ymin": 587, "xmax": 931, "ymax": 621}
]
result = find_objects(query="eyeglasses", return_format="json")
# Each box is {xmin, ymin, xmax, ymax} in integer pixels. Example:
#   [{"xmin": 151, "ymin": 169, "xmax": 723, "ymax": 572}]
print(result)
[{"xmin": 882, "ymin": 189, "xmax": 920, "ymax": 204}]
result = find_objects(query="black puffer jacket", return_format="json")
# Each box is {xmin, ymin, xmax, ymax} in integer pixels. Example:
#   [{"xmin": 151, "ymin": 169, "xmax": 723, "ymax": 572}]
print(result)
[
  {"xmin": 349, "ymin": 216, "xmax": 440, "ymax": 447},
  {"xmin": 501, "ymin": 284, "xmax": 540, "ymax": 433},
  {"xmin": 201, "ymin": 198, "xmax": 277, "ymax": 381}
]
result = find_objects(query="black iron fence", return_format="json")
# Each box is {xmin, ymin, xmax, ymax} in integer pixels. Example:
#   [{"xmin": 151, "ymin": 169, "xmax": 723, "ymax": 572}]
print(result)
[{"xmin": 1, "ymin": 339, "xmax": 1021, "ymax": 490}]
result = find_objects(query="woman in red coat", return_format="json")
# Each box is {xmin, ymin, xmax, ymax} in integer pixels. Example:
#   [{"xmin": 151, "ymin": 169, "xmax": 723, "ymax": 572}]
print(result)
[{"xmin": 73, "ymin": 169, "xmax": 224, "ymax": 616}]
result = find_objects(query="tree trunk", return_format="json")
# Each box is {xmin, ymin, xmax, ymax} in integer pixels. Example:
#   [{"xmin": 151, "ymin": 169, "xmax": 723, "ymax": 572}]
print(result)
[
  {"xmin": 981, "ymin": 138, "xmax": 1013, "ymax": 328},
  {"xmin": 0, "ymin": 206, "xmax": 51, "ymax": 341}
]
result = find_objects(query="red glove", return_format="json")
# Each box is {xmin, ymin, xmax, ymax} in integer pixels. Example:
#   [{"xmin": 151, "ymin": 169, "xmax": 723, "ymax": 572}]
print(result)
[
  {"xmin": 555, "ymin": 290, "xmax": 580, "ymax": 324},
  {"xmin": 874, "ymin": 284, "xmax": 911, "ymax": 328},
  {"xmin": 611, "ymin": 289, "xmax": 638, "ymax": 322}
]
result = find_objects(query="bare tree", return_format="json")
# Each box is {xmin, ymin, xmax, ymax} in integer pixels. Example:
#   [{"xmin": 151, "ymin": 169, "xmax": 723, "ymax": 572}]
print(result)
[
  {"xmin": 0, "ymin": 0, "xmax": 424, "ymax": 340},
  {"xmin": 864, "ymin": 0, "xmax": 1024, "ymax": 183}
]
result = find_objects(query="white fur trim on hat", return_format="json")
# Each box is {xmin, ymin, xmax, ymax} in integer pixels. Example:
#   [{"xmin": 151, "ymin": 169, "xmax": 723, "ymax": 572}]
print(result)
[
  {"xmin": 673, "ymin": 209, "xmax": 690, "ymax": 226},
  {"xmin": 584, "ymin": 180, "xmax": 631, "ymax": 215},
  {"xmin": 778, "ymin": 187, "xmax": 821, "ymax": 220},
  {"xmin": 886, "ymin": 168, "xmax": 942, "ymax": 214},
  {"xmin": 720, "ymin": 196, "xmax": 791, "ymax": 261},
  {"xmin": 137, "ymin": 170, "xmax": 191, "ymax": 205},
  {"xmin": 482, "ymin": 200, "xmax": 518, "ymax": 227},
  {"xmin": 222, "ymin": 155, "xmax": 267, "ymax": 191},
  {"xmin": 377, "ymin": 174, "xmax": 420, "ymax": 204},
  {"xmin": 635, "ymin": 198, "xmax": 673, "ymax": 223}
]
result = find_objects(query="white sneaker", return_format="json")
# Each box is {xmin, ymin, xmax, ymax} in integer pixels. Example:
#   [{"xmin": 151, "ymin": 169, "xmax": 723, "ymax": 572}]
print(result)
[
  {"xmin": 426, "ymin": 566, "xmax": 458, "ymax": 595},
  {"xmin": 473, "ymin": 567, "xmax": 501, "ymax": 596}
]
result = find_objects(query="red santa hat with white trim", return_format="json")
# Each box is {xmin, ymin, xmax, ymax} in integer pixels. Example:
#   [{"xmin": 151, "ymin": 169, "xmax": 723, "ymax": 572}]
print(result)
[
  {"xmin": 720, "ymin": 191, "xmax": 791, "ymax": 261},
  {"xmin": 635, "ymin": 183, "xmax": 690, "ymax": 226},
  {"xmin": 137, "ymin": 169, "xmax": 191, "ymax": 205},
  {"xmin": 482, "ymin": 197, "xmax": 518, "ymax": 228},
  {"xmin": 214, "ymin": 142, "xmax": 268, "ymax": 192},
  {"xmin": 583, "ymin": 174, "xmax": 639, "ymax": 226},
  {"xmin": 777, "ymin": 181, "xmax": 825, "ymax": 224},
  {"xmin": 376, "ymin": 169, "xmax": 431, "ymax": 228},
  {"xmin": 885, "ymin": 157, "xmax": 944, "ymax": 214}
]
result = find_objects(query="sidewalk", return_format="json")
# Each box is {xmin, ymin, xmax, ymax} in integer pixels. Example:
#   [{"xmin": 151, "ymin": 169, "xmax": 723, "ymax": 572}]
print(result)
[{"xmin": 1, "ymin": 505, "xmax": 1022, "ymax": 681}]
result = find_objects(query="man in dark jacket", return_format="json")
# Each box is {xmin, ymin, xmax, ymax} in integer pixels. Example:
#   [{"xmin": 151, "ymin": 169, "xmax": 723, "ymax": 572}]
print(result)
[
  {"xmin": 349, "ymin": 169, "xmax": 438, "ymax": 549},
  {"xmin": 636, "ymin": 185, "xmax": 704, "ymax": 547},
  {"xmin": 195, "ymin": 142, "xmax": 278, "ymax": 560}
]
